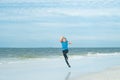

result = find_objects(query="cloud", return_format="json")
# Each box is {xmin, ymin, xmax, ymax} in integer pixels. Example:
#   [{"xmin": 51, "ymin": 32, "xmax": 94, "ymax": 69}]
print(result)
[
  {"xmin": 0, "ymin": 0, "xmax": 119, "ymax": 3},
  {"xmin": 0, "ymin": 0, "xmax": 120, "ymax": 21},
  {"xmin": 0, "ymin": 0, "xmax": 120, "ymax": 11},
  {"xmin": 1, "ymin": 8, "xmax": 120, "ymax": 22},
  {"xmin": 48, "ymin": 8, "xmax": 120, "ymax": 17},
  {"xmin": 0, "ymin": 0, "xmax": 120, "ymax": 47},
  {"xmin": 69, "ymin": 34, "xmax": 120, "ymax": 41}
]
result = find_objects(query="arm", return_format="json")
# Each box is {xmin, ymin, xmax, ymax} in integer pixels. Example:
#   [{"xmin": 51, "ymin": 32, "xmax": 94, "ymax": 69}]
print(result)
[
  {"xmin": 69, "ymin": 41, "xmax": 72, "ymax": 44},
  {"xmin": 60, "ymin": 36, "xmax": 64, "ymax": 42}
]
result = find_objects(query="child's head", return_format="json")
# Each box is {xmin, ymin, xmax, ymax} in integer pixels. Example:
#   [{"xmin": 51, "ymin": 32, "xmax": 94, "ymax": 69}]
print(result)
[{"xmin": 63, "ymin": 37, "xmax": 67, "ymax": 42}]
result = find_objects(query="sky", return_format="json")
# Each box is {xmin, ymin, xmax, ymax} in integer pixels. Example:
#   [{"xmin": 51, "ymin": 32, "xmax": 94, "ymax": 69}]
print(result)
[{"xmin": 0, "ymin": 0, "xmax": 120, "ymax": 48}]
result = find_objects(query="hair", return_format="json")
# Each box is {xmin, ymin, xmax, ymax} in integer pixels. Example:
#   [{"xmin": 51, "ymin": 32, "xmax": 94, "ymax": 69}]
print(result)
[{"xmin": 63, "ymin": 37, "xmax": 66, "ymax": 39}]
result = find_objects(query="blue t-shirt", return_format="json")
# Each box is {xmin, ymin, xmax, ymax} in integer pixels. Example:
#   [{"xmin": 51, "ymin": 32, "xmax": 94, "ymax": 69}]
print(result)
[{"xmin": 61, "ymin": 41, "xmax": 68, "ymax": 50}]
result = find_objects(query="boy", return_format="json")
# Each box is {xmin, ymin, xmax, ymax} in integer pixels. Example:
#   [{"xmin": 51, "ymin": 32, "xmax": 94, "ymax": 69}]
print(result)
[{"xmin": 60, "ymin": 36, "xmax": 71, "ymax": 68}]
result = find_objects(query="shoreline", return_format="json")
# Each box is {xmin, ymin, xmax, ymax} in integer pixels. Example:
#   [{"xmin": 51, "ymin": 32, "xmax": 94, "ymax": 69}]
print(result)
[
  {"xmin": 74, "ymin": 66, "xmax": 120, "ymax": 80},
  {"xmin": 0, "ymin": 54, "xmax": 120, "ymax": 80}
]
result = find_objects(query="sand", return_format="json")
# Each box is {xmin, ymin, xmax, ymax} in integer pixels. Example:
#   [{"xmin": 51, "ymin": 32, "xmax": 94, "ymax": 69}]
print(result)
[
  {"xmin": 0, "ymin": 55, "xmax": 120, "ymax": 80},
  {"xmin": 74, "ymin": 66, "xmax": 120, "ymax": 80}
]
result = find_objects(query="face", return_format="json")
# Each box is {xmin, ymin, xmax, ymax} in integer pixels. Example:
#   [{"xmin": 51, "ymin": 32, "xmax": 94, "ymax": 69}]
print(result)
[{"xmin": 63, "ymin": 38, "xmax": 67, "ymax": 42}]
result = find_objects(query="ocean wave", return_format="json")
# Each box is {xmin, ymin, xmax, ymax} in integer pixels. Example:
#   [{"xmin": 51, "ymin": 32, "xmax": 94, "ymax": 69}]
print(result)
[
  {"xmin": 0, "ymin": 52, "xmax": 120, "ymax": 64},
  {"xmin": 87, "ymin": 52, "xmax": 120, "ymax": 56},
  {"xmin": 0, "ymin": 57, "xmax": 63, "ymax": 65},
  {"xmin": 70, "ymin": 52, "xmax": 120, "ymax": 60}
]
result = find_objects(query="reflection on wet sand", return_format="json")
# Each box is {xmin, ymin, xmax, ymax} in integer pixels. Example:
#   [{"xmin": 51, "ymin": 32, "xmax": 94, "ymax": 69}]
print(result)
[{"xmin": 65, "ymin": 72, "xmax": 71, "ymax": 80}]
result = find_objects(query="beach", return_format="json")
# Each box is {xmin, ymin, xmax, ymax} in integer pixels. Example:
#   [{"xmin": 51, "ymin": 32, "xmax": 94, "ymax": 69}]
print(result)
[
  {"xmin": 0, "ymin": 0, "xmax": 120, "ymax": 80},
  {"xmin": 0, "ymin": 48, "xmax": 120, "ymax": 80},
  {"xmin": 74, "ymin": 66, "xmax": 120, "ymax": 80},
  {"xmin": 0, "ymin": 55, "xmax": 120, "ymax": 80}
]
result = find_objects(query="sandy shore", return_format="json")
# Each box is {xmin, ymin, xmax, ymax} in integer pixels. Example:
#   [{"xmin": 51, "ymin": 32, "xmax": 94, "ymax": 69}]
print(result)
[
  {"xmin": 74, "ymin": 66, "xmax": 120, "ymax": 80},
  {"xmin": 0, "ymin": 55, "xmax": 120, "ymax": 80}
]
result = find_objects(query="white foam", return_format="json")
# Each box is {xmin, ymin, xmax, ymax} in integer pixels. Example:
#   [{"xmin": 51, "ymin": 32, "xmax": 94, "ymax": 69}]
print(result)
[
  {"xmin": 70, "ymin": 55, "xmax": 85, "ymax": 60},
  {"xmin": 0, "ymin": 57, "xmax": 62, "ymax": 65},
  {"xmin": 87, "ymin": 52, "xmax": 120, "ymax": 57},
  {"xmin": 69, "ymin": 52, "xmax": 120, "ymax": 60},
  {"xmin": 0, "ymin": 52, "xmax": 120, "ymax": 64}
]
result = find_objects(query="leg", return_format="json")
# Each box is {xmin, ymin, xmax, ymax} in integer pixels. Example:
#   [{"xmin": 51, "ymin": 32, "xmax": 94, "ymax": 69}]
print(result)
[
  {"xmin": 63, "ymin": 50, "xmax": 71, "ymax": 68},
  {"xmin": 65, "ymin": 58, "xmax": 71, "ymax": 68},
  {"xmin": 63, "ymin": 52, "xmax": 68, "ymax": 60}
]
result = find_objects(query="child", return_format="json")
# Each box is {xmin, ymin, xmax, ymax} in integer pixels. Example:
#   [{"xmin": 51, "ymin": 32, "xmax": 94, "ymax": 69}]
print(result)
[{"xmin": 60, "ymin": 36, "xmax": 71, "ymax": 68}]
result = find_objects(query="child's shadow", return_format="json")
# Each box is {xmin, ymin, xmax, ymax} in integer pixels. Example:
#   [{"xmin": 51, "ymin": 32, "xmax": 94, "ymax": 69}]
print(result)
[{"xmin": 65, "ymin": 72, "xmax": 71, "ymax": 80}]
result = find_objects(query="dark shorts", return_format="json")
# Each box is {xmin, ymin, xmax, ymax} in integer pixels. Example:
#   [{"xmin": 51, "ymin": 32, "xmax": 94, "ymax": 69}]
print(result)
[{"xmin": 62, "ymin": 49, "xmax": 69, "ymax": 54}]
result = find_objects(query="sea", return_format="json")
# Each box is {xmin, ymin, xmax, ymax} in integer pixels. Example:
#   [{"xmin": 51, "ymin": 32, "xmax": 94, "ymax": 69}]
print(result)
[{"xmin": 0, "ymin": 48, "xmax": 120, "ymax": 64}]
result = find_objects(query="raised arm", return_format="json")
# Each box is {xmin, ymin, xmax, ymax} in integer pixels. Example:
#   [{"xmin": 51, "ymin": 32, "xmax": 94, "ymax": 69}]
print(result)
[{"xmin": 60, "ymin": 36, "xmax": 64, "ymax": 42}]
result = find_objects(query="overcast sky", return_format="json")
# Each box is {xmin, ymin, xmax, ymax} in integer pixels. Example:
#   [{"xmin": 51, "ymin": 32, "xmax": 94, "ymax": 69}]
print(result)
[{"xmin": 0, "ymin": 0, "xmax": 120, "ymax": 48}]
